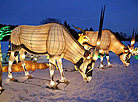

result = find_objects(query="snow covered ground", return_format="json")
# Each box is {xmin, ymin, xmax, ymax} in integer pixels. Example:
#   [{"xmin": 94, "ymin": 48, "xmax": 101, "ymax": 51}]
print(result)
[{"xmin": 0, "ymin": 41, "xmax": 138, "ymax": 102}]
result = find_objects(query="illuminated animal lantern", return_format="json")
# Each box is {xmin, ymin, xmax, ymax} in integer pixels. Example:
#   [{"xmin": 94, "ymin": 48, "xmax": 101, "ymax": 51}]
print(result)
[
  {"xmin": 8, "ymin": 6, "xmax": 105, "ymax": 88},
  {"xmin": 74, "ymin": 26, "xmax": 137, "ymax": 68},
  {"xmin": 8, "ymin": 24, "xmax": 99, "ymax": 88}
]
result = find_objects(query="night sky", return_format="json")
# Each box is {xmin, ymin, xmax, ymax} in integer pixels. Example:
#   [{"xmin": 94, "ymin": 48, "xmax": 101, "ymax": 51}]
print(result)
[{"xmin": 1, "ymin": 0, "xmax": 138, "ymax": 36}]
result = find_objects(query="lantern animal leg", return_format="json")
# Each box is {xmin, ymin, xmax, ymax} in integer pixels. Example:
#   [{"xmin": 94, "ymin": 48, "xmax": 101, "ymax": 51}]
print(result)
[
  {"xmin": 8, "ymin": 51, "xmax": 18, "ymax": 81},
  {"xmin": 100, "ymin": 50, "xmax": 105, "ymax": 69},
  {"xmin": 106, "ymin": 51, "xmax": 113, "ymax": 68},
  {"xmin": 57, "ymin": 58, "xmax": 69, "ymax": 84},
  {"xmin": 15, "ymin": 55, "xmax": 18, "ymax": 64},
  {"xmin": 19, "ymin": 49, "xmax": 32, "ymax": 79},
  {"xmin": 49, "ymin": 58, "xmax": 58, "ymax": 89},
  {"xmin": 87, "ymin": 58, "xmax": 96, "ymax": 81}
]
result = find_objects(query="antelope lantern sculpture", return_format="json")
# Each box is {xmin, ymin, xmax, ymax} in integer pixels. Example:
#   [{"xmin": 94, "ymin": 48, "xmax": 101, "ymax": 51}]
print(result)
[
  {"xmin": 8, "ymin": 6, "xmax": 105, "ymax": 88},
  {"xmin": 74, "ymin": 26, "xmax": 137, "ymax": 68}
]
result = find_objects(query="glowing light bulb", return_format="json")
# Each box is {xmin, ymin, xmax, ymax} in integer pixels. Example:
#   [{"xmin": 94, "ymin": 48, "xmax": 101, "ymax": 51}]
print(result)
[
  {"xmin": 108, "ymin": 62, "xmax": 111, "ymax": 66},
  {"xmin": 100, "ymin": 64, "xmax": 103, "ymax": 68},
  {"xmin": 87, "ymin": 56, "xmax": 90, "ymax": 59},
  {"xmin": 0, "ymin": 86, "xmax": 2, "ymax": 90},
  {"xmin": 131, "ymin": 40, "xmax": 135, "ymax": 45},
  {"xmin": 50, "ymin": 81, "xmax": 55, "ymax": 86},
  {"xmin": 93, "ymin": 56, "xmax": 97, "ymax": 61},
  {"xmin": 8, "ymin": 74, "xmax": 12, "ymax": 78},
  {"xmin": 97, "ymin": 41, "xmax": 100, "ymax": 46}
]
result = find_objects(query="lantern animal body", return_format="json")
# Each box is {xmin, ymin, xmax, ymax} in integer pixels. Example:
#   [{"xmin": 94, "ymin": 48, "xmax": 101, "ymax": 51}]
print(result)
[
  {"xmin": 8, "ymin": 23, "xmax": 94, "ymax": 88},
  {"xmin": 75, "ymin": 29, "xmax": 136, "ymax": 68}
]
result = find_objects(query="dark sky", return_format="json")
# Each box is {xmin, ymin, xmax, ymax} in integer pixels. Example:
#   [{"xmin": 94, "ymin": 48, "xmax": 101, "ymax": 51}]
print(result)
[{"xmin": 1, "ymin": 0, "xmax": 138, "ymax": 36}]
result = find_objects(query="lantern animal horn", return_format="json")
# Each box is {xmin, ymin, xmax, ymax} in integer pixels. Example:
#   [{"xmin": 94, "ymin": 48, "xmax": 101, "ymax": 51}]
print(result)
[
  {"xmin": 97, "ymin": 5, "xmax": 105, "ymax": 46},
  {"xmin": 72, "ymin": 25, "xmax": 86, "ymax": 35},
  {"xmin": 94, "ymin": 5, "xmax": 105, "ymax": 60},
  {"xmin": 131, "ymin": 29, "xmax": 136, "ymax": 49}
]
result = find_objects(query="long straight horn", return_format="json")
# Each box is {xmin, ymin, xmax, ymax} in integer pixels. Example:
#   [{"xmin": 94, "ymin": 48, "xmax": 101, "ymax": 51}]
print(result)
[
  {"xmin": 98, "ymin": 5, "xmax": 105, "ymax": 42},
  {"xmin": 94, "ymin": 5, "xmax": 105, "ymax": 60},
  {"xmin": 72, "ymin": 25, "xmax": 86, "ymax": 35},
  {"xmin": 131, "ymin": 29, "xmax": 136, "ymax": 49}
]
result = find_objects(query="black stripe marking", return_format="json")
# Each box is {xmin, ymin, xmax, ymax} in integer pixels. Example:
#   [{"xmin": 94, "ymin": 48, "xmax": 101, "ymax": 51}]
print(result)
[
  {"xmin": 75, "ymin": 58, "xmax": 83, "ymax": 69},
  {"xmin": 14, "ymin": 51, "xmax": 19, "ymax": 57},
  {"xmin": 100, "ymin": 53, "xmax": 104, "ymax": 56},
  {"xmin": 82, "ymin": 42, "xmax": 96, "ymax": 48},
  {"xmin": 117, "ymin": 52, "xmax": 124, "ymax": 56},
  {"xmin": 21, "ymin": 44, "xmax": 48, "ymax": 54},
  {"xmin": 106, "ymin": 54, "xmax": 109, "ymax": 56}
]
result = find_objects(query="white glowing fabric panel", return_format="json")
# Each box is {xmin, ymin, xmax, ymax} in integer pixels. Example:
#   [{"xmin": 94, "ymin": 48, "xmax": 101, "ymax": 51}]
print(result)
[
  {"xmin": 109, "ymin": 31, "xmax": 125, "ymax": 54},
  {"xmin": 47, "ymin": 24, "xmax": 65, "ymax": 55},
  {"xmin": 63, "ymin": 28, "xmax": 84, "ymax": 63},
  {"xmin": 86, "ymin": 30, "xmax": 111, "ymax": 50},
  {"xmin": 85, "ymin": 30, "xmax": 126, "ymax": 54}
]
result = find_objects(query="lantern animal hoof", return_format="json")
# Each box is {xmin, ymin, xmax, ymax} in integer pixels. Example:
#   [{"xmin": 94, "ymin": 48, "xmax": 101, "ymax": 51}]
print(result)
[
  {"xmin": 109, "ymin": 64, "xmax": 113, "ymax": 68},
  {"xmin": 50, "ymin": 84, "xmax": 59, "ymax": 89},
  {"xmin": 64, "ymin": 79, "xmax": 70, "ymax": 84},
  {"xmin": 100, "ymin": 65, "xmax": 104, "ymax": 69},
  {"xmin": 28, "ymin": 75, "xmax": 32, "ymax": 79},
  {"xmin": 10, "ymin": 78, "xmax": 18, "ymax": 82},
  {"xmin": 49, "ymin": 81, "xmax": 59, "ymax": 89},
  {"xmin": 56, "ymin": 79, "xmax": 70, "ymax": 84}
]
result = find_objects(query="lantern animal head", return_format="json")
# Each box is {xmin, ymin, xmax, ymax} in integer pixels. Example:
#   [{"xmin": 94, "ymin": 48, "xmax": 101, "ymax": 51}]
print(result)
[
  {"xmin": 75, "ymin": 50, "xmax": 93, "ymax": 83},
  {"xmin": 72, "ymin": 25, "xmax": 90, "ymax": 44},
  {"xmin": 75, "ymin": 5, "xmax": 105, "ymax": 82},
  {"xmin": 119, "ymin": 30, "xmax": 136, "ymax": 67},
  {"xmin": 78, "ymin": 33, "xmax": 90, "ymax": 45},
  {"xmin": 119, "ymin": 45, "xmax": 132, "ymax": 67}
]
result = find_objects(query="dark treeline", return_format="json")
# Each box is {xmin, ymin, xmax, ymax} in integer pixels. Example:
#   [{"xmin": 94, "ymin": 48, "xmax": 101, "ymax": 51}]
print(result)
[{"xmin": 0, "ymin": 18, "xmax": 138, "ymax": 42}]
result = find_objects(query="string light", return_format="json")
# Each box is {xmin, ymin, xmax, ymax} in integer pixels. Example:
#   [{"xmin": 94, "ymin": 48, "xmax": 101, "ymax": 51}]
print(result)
[{"xmin": 0, "ymin": 26, "xmax": 12, "ymax": 41}]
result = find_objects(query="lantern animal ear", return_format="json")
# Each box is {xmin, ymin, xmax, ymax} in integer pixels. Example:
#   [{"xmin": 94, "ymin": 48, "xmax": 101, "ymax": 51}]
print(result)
[
  {"xmin": 84, "ymin": 50, "xmax": 91, "ymax": 57},
  {"xmin": 78, "ymin": 34, "xmax": 81, "ymax": 36}
]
